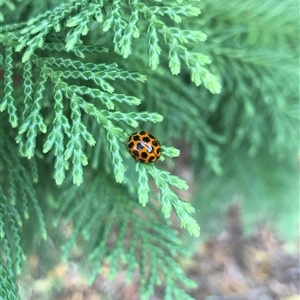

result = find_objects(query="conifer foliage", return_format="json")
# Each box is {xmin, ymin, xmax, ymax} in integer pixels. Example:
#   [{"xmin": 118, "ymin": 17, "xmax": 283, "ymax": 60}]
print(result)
[
  {"xmin": 1, "ymin": 0, "xmax": 298, "ymax": 299},
  {"xmin": 0, "ymin": 0, "xmax": 221, "ymax": 299}
]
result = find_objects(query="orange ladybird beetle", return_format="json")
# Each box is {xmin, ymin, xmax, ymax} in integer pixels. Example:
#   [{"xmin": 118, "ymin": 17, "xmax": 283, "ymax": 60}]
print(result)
[{"xmin": 127, "ymin": 131, "xmax": 161, "ymax": 163}]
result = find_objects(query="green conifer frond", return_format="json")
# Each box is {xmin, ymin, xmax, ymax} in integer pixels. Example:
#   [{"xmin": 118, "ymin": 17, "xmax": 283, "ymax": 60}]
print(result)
[
  {"xmin": 54, "ymin": 177, "xmax": 197, "ymax": 299},
  {"xmin": 0, "ymin": 242, "xmax": 20, "ymax": 300},
  {"xmin": 1, "ymin": 33, "xmax": 200, "ymax": 236},
  {"xmin": 0, "ymin": 132, "xmax": 47, "ymax": 240},
  {"xmin": 0, "ymin": 131, "xmax": 47, "ymax": 299},
  {"xmin": 0, "ymin": 43, "xmax": 152, "ymax": 186},
  {"xmin": 195, "ymin": 0, "xmax": 298, "ymax": 157},
  {"xmin": 0, "ymin": 46, "xmax": 18, "ymax": 128},
  {"xmin": 5, "ymin": 1, "xmax": 296, "ymax": 299},
  {"xmin": 0, "ymin": 0, "xmax": 221, "ymax": 183},
  {"xmin": 129, "ymin": 0, "xmax": 298, "ymax": 175},
  {"xmin": 137, "ymin": 163, "xmax": 200, "ymax": 236},
  {"xmin": 1, "ymin": 0, "xmax": 220, "ymax": 92},
  {"xmin": 135, "ymin": 1, "xmax": 220, "ymax": 92},
  {"xmin": 1, "ymin": 0, "xmax": 202, "ymax": 274}
]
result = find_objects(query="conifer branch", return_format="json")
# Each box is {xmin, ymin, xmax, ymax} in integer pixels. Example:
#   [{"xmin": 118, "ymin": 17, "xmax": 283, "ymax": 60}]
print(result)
[
  {"xmin": 54, "ymin": 178, "xmax": 197, "ymax": 299},
  {"xmin": 144, "ymin": 164, "xmax": 200, "ymax": 237},
  {"xmin": 0, "ymin": 45, "xmax": 18, "ymax": 127},
  {"xmin": 0, "ymin": 132, "xmax": 47, "ymax": 296},
  {"xmin": 0, "ymin": 133, "xmax": 47, "ymax": 241},
  {"xmin": 1, "ymin": 0, "xmax": 220, "ymax": 92},
  {"xmin": 0, "ymin": 1, "xmax": 298, "ymax": 299},
  {"xmin": 0, "ymin": 240, "xmax": 20, "ymax": 300},
  {"xmin": 0, "ymin": 1, "xmax": 205, "ymax": 240}
]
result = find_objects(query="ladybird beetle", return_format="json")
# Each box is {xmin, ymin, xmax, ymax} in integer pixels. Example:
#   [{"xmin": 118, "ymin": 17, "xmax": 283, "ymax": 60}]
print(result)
[{"xmin": 127, "ymin": 131, "xmax": 161, "ymax": 163}]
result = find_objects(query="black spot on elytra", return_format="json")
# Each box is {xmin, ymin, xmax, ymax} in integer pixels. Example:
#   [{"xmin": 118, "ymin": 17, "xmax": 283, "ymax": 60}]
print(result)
[
  {"xmin": 132, "ymin": 150, "xmax": 139, "ymax": 157},
  {"xmin": 141, "ymin": 152, "xmax": 148, "ymax": 159},
  {"xmin": 128, "ymin": 142, "xmax": 134, "ymax": 149},
  {"xmin": 148, "ymin": 156, "xmax": 156, "ymax": 162},
  {"xmin": 133, "ymin": 135, "xmax": 140, "ymax": 141},
  {"xmin": 142, "ymin": 136, "xmax": 150, "ymax": 143}
]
